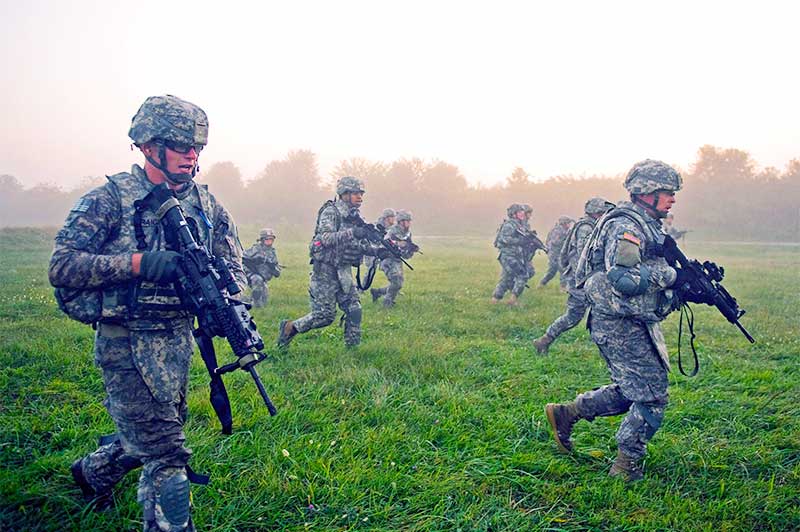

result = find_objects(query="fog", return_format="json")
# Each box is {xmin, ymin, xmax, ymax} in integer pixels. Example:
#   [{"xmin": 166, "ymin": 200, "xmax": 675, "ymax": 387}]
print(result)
[{"xmin": 2, "ymin": 145, "xmax": 798, "ymax": 242}]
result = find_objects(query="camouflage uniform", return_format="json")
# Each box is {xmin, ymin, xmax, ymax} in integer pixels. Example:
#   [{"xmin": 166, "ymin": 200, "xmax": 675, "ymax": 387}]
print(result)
[
  {"xmin": 371, "ymin": 210, "xmax": 417, "ymax": 308},
  {"xmin": 49, "ymin": 95, "xmax": 244, "ymax": 531},
  {"xmin": 364, "ymin": 208, "xmax": 395, "ymax": 272},
  {"xmin": 492, "ymin": 204, "xmax": 537, "ymax": 300},
  {"xmin": 536, "ymin": 199, "xmax": 614, "ymax": 352},
  {"xmin": 539, "ymin": 216, "xmax": 574, "ymax": 288},
  {"xmin": 546, "ymin": 160, "xmax": 683, "ymax": 480},
  {"xmin": 243, "ymin": 230, "xmax": 280, "ymax": 307},
  {"xmin": 284, "ymin": 178, "xmax": 381, "ymax": 347}
]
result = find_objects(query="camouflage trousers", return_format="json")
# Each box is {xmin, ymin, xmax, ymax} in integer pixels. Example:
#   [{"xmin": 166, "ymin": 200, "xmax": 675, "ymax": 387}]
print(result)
[
  {"xmin": 78, "ymin": 322, "xmax": 195, "ymax": 531},
  {"xmin": 493, "ymin": 254, "xmax": 534, "ymax": 299},
  {"xmin": 539, "ymin": 255, "xmax": 565, "ymax": 288},
  {"xmin": 248, "ymin": 273, "xmax": 269, "ymax": 308},
  {"xmin": 372, "ymin": 260, "xmax": 404, "ymax": 307},
  {"xmin": 574, "ymin": 316, "xmax": 668, "ymax": 459},
  {"xmin": 293, "ymin": 262, "xmax": 362, "ymax": 346},
  {"xmin": 545, "ymin": 288, "xmax": 589, "ymax": 339}
]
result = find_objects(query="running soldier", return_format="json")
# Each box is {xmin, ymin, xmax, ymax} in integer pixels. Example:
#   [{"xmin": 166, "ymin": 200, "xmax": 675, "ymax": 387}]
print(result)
[
  {"xmin": 370, "ymin": 209, "xmax": 418, "ymax": 308},
  {"xmin": 533, "ymin": 198, "xmax": 614, "ymax": 354},
  {"xmin": 545, "ymin": 159, "xmax": 688, "ymax": 481},
  {"xmin": 491, "ymin": 203, "xmax": 542, "ymax": 306},
  {"xmin": 242, "ymin": 228, "xmax": 281, "ymax": 307},
  {"xmin": 539, "ymin": 216, "xmax": 575, "ymax": 289},
  {"xmin": 277, "ymin": 177, "xmax": 389, "ymax": 348}
]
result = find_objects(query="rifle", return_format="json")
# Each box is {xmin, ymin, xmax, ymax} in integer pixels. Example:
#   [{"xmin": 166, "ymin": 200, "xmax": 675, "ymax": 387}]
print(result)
[
  {"xmin": 346, "ymin": 214, "xmax": 414, "ymax": 271},
  {"xmin": 406, "ymin": 239, "xmax": 422, "ymax": 255},
  {"xmin": 517, "ymin": 228, "xmax": 548, "ymax": 255},
  {"xmin": 143, "ymin": 184, "xmax": 277, "ymax": 434},
  {"xmin": 662, "ymin": 235, "xmax": 755, "ymax": 375}
]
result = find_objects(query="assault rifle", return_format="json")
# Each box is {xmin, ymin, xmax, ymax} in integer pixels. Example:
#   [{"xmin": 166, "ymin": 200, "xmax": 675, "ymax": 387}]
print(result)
[
  {"xmin": 346, "ymin": 214, "xmax": 414, "ymax": 271},
  {"xmin": 143, "ymin": 184, "xmax": 277, "ymax": 434},
  {"xmin": 517, "ymin": 228, "xmax": 548, "ymax": 254},
  {"xmin": 242, "ymin": 255, "xmax": 283, "ymax": 277},
  {"xmin": 662, "ymin": 235, "xmax": 755, "ymax": 375}
]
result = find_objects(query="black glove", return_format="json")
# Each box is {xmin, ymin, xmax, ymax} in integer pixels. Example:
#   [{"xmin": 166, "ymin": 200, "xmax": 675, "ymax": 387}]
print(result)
[
  {"xmin": 672, "ymin": 267, "xmax": 693, "ymax": 288},
  {"xmin": 352, "ymin": 226, "xmax": 368, "ymax": 239},
  {"xmin": 140, "ymin": 251, "xmax": 181, "ymax": 283},
  {"xmin": 376, "ymin": 247, "xmax": 394, "ymax": 259}
]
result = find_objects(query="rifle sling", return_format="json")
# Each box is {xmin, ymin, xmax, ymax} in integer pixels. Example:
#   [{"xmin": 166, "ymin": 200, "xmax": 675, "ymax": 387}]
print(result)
[
  {"xmin": 195, "ymin": 331, "xmax": 234, "ymax": 434},
  {"xmin": 677, "ymin": 302, "xmax": 700, "ymax": 377}
]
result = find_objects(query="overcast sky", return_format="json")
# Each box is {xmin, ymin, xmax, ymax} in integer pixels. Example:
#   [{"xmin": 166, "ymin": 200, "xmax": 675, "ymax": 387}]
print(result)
[{"xmin": 1, "ymin": 0, "xmax": 798, "ymax": 189}]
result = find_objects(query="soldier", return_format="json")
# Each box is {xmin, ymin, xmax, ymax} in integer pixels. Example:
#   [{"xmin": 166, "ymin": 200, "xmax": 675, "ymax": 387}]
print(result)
[
  {"xmin": 49, "ymin": 95, "xmax": 245, "ymax": 530},
  {"xmin": 242, "ymin": 228, "xmax": 281, "ymax": 307},
  {"xmin": 376, "ymin": 208, "xmax": 396, "ymax": 231},
  {"xmin": 370, "ymin": 209, "xmax": 418, "ymax": 308},
  {"xmin": 277, "ymin": 176, "xmax": 389, "ymax": 348},
  {"xmin": 491, "ymin": 203, "xmax": 540, "ymax": 306},
  {"xmin": 544, "ymin": 159, "xmax": 688, "ymax": 481},
  {"xmin": 534, "ymin": 198, "xmax": 614, "ymax": 354},
  {"xmin": 539, "ymin": 216, "xmax": 575, "ymax": 289}
]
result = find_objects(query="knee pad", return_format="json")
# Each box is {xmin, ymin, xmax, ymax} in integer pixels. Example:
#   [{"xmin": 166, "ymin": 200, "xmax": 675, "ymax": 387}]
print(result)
[
  {"xmin": 346, "ymin": 306, "xmax": 363, "ymax": 326},
  {"xmin": 633, "ymin": 402, "xmax": 665, "ymax": 439},
  {"xmin": 155, "ymin": 471, "xmax": 191, "ymax": 531}
]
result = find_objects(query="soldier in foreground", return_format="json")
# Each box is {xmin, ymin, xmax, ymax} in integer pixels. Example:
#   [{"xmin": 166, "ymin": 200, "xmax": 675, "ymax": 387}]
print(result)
[
  {"xmin": 243, "ymin": 228, "xmax": 281, "ymax": 307},
  {"xmin": 534, "ymin": 198, "xmax": 614, "ymax": 354},
  {"xmin": 545, "ymin": 160, "xmax": 687, "ymax": 481},
  {"xmin": 49, "ymin": 95, "xmax": 244, "ymax": 530},
  {"xmin": 491, "ymin": 203, "xmax": 541, "ymax": 306},
  {"xmin": 539, "ymin": 215, "xmax": 574, "ymax": 289},
  {"xmin": 371, "ymin": 209, "xmax": 419, "ymax": 308},
  {"xmin": 277, "ymin": 177, "xmax": 389, "ymax": 348}
]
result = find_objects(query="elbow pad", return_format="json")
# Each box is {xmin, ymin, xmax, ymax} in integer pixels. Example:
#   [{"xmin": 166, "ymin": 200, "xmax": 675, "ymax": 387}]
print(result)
[{"xmin": 607, "ymin": 264, "xmax": 651, "ymax": 296}]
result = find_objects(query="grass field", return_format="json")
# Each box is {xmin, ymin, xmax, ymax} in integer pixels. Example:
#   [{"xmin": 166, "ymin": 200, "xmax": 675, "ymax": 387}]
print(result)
[{"xmin": 1, "ymin": 227, "xmax": 798, "ymax": 531}]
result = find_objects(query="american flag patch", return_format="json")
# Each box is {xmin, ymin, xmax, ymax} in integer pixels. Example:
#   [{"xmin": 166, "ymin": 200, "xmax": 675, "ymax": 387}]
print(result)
[{"xmin": 71, "ymin": 198, "xmax": 92, "ymax": 213}]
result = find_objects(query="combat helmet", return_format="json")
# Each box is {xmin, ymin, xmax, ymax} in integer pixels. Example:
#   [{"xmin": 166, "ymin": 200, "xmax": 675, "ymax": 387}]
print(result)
[
  {"xmin": 584, "ymin": 197, "xmax": 615, "ymax": 215},
  {"xmin": 259, "ymin": 228, "xmax": 276, "ymax": 240},
  {"xmin": 396, "ymin": 210, "xmax": 413, "ymax": 222},
  {"xmin": 128, "ymin": 95, "xmax": 208, "ymax": 183},
  {"xmin": 380, "ymin": 208, "xmax": 396, "ymax": 219},
  {"xmin": 336, "ymin": 176, "xmax": 365, "ymax": 196},
  {"xmin": 507, "ymin": 203, "xmax": 525, "ymax": 218},
  {"xmin": 557, "ymin": 215, "xmax": 575, "ymax": 225},
  {"xmin": 624, "ymin": 159, "xmax": 683, "ymax": 195}
]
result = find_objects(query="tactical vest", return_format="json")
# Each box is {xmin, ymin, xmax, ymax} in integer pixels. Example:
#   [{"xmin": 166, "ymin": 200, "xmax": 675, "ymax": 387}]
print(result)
[
  {"xmin": 559, "ymin": 217, "xmax": 595, "ymax": 272},
  {"xmin": 309, "ymin": 200, "xmax": 362, "ymax": 267},
  {"xmin": 102, "ymin": 172, "xmax": 214, "ymax": 325},
  {"xmin": 574, "ymin": 204, "xmax": 664, "ymax": 288}
]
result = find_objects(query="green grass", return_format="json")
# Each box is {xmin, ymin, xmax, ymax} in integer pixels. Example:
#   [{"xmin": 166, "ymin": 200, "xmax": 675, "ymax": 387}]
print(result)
[{"xmin": 1, "ymin": 227, "xmax": 798, "ymax": 531}]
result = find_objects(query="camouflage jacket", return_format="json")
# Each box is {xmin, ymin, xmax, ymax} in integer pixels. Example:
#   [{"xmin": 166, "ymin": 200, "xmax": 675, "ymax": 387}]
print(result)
[
  {"xmin": 559, "ymin": 216, "xmax": 597, "ymax": 278},
  {"xmin": 49, "ymin": 164, "xmax": 245, "ymax": 329},
  {"xmin": 579, "ymin": 201, "xmax": 678, "ymax": 322},
  {"xmin": 243, "ymin": 242, "xmax": 280, "ymax": 281},
  {"xmin": 309, "ymin": 198, "xmax": 379, "ymax": 267},
  {"xmin": 545, "ymin": 222, "xmax": 571, "ymax": 257},
  {"xmin": 493, "ymin": 218, "xmax": 532, "ymax": 260},
  {"xmin": 384, "ymin": 224, "xmax": 417, "ymax": 262}
]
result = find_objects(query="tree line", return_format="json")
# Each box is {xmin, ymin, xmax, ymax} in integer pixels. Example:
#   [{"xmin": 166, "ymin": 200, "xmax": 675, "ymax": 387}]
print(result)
[{"xmin": 2, "ymin": 145, "xmax": 798, "ymax": 242}]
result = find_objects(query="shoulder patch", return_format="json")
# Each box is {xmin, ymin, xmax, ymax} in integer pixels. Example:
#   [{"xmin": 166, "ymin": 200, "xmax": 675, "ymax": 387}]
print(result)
[
  {"xmin": 621, "ymin": 232, "xmax": 641, "ymax": 246},
  {"xmin": 70, "ymin": 198, "xmax": 93, "ymax": 213}
]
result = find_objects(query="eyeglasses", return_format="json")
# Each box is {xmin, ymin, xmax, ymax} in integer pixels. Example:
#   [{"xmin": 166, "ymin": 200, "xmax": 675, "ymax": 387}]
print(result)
[{"xmin": 155, "ymin": 139, "xmax": 204, "ymax": 154}]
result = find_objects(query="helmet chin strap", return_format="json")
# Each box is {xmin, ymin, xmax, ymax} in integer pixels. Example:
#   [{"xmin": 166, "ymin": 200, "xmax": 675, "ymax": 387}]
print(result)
[
  {"xmin": 633, "ymin": 192, "xmax": 667, "ymax": 218},
  {"xmin": 145, "ymin": 144, "xmax": 197, "ymax": 185}
]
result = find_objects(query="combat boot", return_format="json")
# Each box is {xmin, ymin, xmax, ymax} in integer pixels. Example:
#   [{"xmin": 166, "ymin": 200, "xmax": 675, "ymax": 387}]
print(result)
[
  {"xmin": 533, "ymin": 334, "xmax": 554, "ymax": 355},
  {"xmin": 71, "ymin": 458, "xmax": 114, "ymax": 510},
  {"xmin": 370, "ymin": 288, "xmax": 381, "ymax": 303},
  {"xmin": 545, "ymin": 402, "xmax": 580, "ymax": 453},
  {"xmin": 609, "ymin": 450, "xmax": 644, "ymax": 482},
  {"xmin": 276, "ymin": 319, "xmax": 297, "ymax": 348}
]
